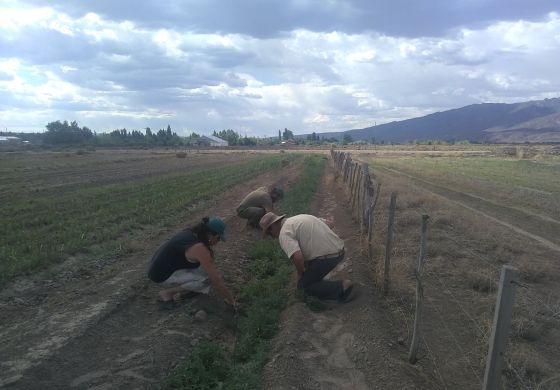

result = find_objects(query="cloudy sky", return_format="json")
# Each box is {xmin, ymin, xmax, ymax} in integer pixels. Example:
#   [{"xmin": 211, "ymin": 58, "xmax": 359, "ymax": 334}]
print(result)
[{"xmin": 1, "ymin": 0, "xmax": 559, "ymax": 137}]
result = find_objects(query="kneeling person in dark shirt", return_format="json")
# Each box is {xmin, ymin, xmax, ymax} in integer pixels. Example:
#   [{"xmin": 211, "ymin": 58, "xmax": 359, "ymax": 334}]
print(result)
[{"xmin": 148, "ymin": 217, "xmax": 236, "ymax": 307}]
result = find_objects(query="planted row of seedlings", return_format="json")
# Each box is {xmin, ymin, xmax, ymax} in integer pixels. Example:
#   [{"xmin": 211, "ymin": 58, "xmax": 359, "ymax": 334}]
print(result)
[
  {"xmin": 165, "ymin": 155, "xmax": 326, "ymax": 390},
  {"xmin": 1, "ymin": 154, "xmax": 299, "ymax": 285}
]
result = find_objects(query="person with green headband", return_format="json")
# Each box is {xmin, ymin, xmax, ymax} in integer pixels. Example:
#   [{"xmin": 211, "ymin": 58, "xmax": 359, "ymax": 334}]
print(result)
[{"xmin": 148, "ymin": 216, "xmax": 236, "ymax": 308}]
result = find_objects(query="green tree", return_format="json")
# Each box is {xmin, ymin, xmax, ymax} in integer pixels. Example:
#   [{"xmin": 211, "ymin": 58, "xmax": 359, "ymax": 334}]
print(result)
[
  {"xmin": 44, "ymin": 120, "xmax": 93, "ymax": 144},
  {"xmin": 282, "ymin": 128, "xmax": 294, "ymax": 141}
]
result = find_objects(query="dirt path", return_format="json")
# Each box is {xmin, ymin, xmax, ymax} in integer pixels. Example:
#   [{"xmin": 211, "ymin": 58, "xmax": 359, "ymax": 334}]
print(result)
[
  {"xmin": 262, "ymin": 163, "xmax": 438, "ymax": 389},
  {"xmin": 0, "ymin": 162, "xmax": 302, "ymax": 389},
  {"xmin": 375, "ymin": 166, "xmax": 560, "ymax": 253}
]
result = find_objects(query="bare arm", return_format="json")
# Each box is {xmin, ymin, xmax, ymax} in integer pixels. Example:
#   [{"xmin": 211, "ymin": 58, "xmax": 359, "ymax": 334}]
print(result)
[
  {"xmin": 290, "ymin": 250, "xmax": 306, "ymax": 277},
  {"xmin": 187, "ymin": 244, "xmax": 236, "ymax": 305}
]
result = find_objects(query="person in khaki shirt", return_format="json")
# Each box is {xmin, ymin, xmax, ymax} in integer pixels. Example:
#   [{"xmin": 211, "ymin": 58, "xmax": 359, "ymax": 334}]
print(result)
[
  {"xmin": 259, "ymin": 212, "xmax": 355, "ymax": 302},
  {"xmin": 236, "ymin": 186, "xmax": 284, "ymax": 228}
]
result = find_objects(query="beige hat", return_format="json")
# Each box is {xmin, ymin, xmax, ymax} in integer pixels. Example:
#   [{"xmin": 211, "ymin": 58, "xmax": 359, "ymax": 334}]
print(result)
[{"xmin": 259, "ymin": 212, "xmax": 286, "ymax": 234}]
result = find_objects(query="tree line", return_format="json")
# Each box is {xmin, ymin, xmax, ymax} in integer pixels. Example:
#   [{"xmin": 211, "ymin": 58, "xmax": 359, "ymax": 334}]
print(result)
[
  {"xmin": 6, "ymin": 120, "xmax": 472, "ymax": 148},
  {"xmin": 7, "ymin": 121, "xmax": 306, "ymax": 147}
]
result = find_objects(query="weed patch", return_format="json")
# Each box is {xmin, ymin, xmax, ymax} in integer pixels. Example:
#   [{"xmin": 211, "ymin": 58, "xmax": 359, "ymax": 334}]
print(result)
[{"xmin": 165, "ymin": 342, "xmax": 229, "ymax": 390}]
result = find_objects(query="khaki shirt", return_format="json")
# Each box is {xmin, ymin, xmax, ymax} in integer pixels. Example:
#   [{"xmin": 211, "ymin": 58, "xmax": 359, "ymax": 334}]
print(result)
[
  {"xmin": 236, "ymin": 186, "xmax": 272, "ymax": 213},
  {"xmin": 279, "ymin": 214, "xmax": 344, "ymax": 261}
]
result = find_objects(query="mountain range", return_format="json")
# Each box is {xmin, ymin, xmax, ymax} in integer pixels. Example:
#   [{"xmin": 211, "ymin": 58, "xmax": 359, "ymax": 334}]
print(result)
[{"xmin": 310, "ymin": 98, "xmax": 560, "ymax": 143}]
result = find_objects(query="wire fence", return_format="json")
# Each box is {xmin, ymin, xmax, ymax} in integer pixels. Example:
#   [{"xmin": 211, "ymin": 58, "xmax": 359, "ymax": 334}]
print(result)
[{"xmin": 330, "ymin": 149, "xmax": 560, "ymax": 390}]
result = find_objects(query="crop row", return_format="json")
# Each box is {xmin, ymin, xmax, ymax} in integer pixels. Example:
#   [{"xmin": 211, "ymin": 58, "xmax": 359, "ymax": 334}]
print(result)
[{"xmin": 0, "ymin": 154, "xmax": 298, "ymax": 285}]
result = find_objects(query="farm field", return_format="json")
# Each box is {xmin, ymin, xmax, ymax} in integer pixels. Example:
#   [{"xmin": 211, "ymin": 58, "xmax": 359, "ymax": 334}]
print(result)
[
  {"xmin": 356, "ymin": 150, "xmax": 560, "ymax": 389},
  {"xmin": 1, "ymin": 145, "xmax": 559, "ymax": 389},
  {"xmin": 0, "ymin": 149, "xmax": 307, "ymax": 388},
  {"xmin": 0, "ymin": 149, "xmax": 296, "ymax": 285}
]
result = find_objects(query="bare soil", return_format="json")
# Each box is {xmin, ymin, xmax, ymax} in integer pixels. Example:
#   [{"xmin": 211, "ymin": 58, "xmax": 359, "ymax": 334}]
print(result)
[{"xmin": 0, "ymin": 160, "xmax": 302, "ymax": 389}]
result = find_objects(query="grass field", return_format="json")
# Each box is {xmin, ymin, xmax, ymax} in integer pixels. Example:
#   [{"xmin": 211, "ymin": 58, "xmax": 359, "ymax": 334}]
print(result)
[
  {"xmin": 356, "ymin": 151, "xmax": 560, "ymax": 389},
  {"xmin": 370, "ymin": 156, "xmax": 560, "ymax": 220},
  {"xmin": 0, "ymin": 150, "xmax": 301, "ymax": 285}
]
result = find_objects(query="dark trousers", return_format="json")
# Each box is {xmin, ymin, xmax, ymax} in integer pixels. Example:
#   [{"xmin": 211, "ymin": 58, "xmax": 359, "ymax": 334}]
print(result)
[
  {"xmin": 297, "ymin": 252, "xmax": 345, "ymax": 300},
  {"xmin": 238, "ymin": 207, "xmax": 266, "ymax": 227}
]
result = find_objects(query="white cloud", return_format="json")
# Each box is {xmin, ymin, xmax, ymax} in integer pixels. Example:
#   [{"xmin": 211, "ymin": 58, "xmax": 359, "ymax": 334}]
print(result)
[{"xmin": 1, "ymin": 2, "xmax": 559, "ymax": 134}]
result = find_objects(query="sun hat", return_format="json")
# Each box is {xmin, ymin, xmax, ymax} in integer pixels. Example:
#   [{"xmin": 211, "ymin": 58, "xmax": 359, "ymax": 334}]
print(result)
[
  {"xmin": 207, "ymin": 217, "xmax": 226, "ymax": 241},
  {"xmin": 259, "ymin": 212, "xmax": 286, "ymax": 234}
]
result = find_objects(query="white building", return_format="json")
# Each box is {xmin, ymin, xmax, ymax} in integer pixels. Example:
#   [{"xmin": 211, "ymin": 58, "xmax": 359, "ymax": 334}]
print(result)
[
  {"xmin": 203, "ymin": 135, "xmax": 228, "ymax": 147},
  {"xmin": 0, "ymin": 136, "xmax": 21, "ymax": 143}
]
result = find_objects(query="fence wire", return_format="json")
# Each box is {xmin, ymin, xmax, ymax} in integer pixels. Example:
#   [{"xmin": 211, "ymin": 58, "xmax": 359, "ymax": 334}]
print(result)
[{"xmin": 330, "ymin": 150, "xmax": 559, "ymax": 390}]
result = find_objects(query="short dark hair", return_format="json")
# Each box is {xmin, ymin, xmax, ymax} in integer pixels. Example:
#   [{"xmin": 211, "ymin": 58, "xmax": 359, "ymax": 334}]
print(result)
[{"xmin": 270, "ymin": 187, "xmax": 284, "ymax": 202}]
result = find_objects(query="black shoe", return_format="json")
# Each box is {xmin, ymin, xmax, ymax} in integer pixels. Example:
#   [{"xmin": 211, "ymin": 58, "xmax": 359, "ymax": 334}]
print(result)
[
  {"xmin": 158, "ymin": 300, "xmax": 179, "ymax": 311},
  {"xmin": 341, "ymin": 280, "xmax": 356, "ymax": 303}
]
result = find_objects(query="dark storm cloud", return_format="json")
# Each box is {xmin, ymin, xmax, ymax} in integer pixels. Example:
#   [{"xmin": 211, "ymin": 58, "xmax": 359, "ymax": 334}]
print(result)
[{"xmin": 21, "ymin": 0, "xmax": 560, "ymax": 37}]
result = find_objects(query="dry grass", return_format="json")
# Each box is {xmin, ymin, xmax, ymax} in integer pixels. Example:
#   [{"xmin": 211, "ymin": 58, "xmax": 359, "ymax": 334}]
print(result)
[
  {"xmin": 507, "ymin": 344, "xmax": 553, "ymax": 388},
  {"xmin": 347, "ymin": 151, "xmax": 560, "ymax": 389},
  {"xmin": 465, "ymin": 271, "xmax": 497, "ymax": 294}
]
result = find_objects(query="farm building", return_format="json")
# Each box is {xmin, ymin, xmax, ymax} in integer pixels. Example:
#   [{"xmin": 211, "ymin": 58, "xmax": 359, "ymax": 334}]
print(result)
[
  {"xmin": 281, "ymin": 138, "xmax": 298, "ymax": 147},
  {"xmin": 0, "ymin": 136, "xmax": 22, "ymax": 143},
  {"xmin": 196, "ymin": 135, "xmax": 228, "ymax": 147}
]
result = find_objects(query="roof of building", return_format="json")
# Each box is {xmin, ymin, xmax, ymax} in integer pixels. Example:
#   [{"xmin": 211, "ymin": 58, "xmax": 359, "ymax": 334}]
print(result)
[{"xmin": 204, "ymin": 135, "xmax": 228, "ymax": 144}]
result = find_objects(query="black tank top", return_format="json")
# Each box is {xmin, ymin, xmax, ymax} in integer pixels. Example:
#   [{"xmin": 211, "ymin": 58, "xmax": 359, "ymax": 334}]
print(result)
[{"xmin": 148, "ymin": 229, "xmax": 201, "ymax": 283}]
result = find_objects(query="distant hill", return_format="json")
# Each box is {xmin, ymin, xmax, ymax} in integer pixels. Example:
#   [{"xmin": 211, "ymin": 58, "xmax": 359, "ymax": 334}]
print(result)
[{"xmin": 311, "ymin": 98, "xmax": 560, "ymax": 143}]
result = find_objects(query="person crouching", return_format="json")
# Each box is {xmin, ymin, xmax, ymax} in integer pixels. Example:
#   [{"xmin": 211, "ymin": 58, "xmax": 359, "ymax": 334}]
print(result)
[
  {"xmin": 259, "ymin": 212, "xmax": 354, "ymax": 302},
  {"xmin": 148, "ymin": 217, "xmax": 236, "ymax": 308}
]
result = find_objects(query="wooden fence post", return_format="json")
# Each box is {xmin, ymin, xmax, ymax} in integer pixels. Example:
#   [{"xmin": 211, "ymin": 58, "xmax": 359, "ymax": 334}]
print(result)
[
  {"xmin": 367, "ymin": 182, "xmax": 381, "ymax": 260},
  {"xmin": 352, "ymin": 165, "xmax": 361, "ymax": 213},
  {"xmin": 483, "ymin": 266, "xmax": 518, "ymax": 390},
  {"xmin": 349, "ymin": 162, "xmax": 355, "ymax": 193},
  {"xmin": 384, "ymin": 192, "xmax": 397, "ymax": 295},
  {"xmin": 350, "ymin": 163, "xmax": 357, "ymax": 194},
  {"xmin": 408, "ymin": 214, "xmax": 429, "ymax": 364},
  {"xmin": 354, "ymin": 166, "xmax": 361, "ymax": 213},
  {"xmin": 359, "ymin": 164, "xmax": 369, "ymax": 234},
  {"xmin": 344, "ymin": 155, "xmax": 351, "ymax": 183},
  {"xmin": 361, "ymin": 164, "xmax": 370, "ymax": 227}
]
